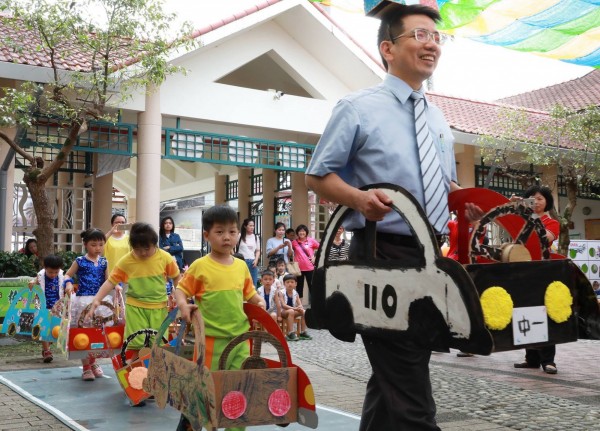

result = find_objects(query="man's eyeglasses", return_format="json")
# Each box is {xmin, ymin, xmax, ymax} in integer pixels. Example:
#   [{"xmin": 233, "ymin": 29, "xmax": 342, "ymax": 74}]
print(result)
[{"xmin": 390, "ymin": 28, "xmax": 448, "ymax": 45}]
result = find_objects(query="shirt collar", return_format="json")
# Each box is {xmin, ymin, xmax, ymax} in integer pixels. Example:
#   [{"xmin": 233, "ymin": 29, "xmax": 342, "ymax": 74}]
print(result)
[{"xmin": 383, "ymin": 74, "xmax": 427, "ymax": 106}]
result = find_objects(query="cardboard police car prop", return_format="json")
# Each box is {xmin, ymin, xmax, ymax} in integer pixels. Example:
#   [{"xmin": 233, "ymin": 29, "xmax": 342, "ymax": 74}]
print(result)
[{"xmin": 307, "ymin": 184, "xmax": 494, "ymax": 355}]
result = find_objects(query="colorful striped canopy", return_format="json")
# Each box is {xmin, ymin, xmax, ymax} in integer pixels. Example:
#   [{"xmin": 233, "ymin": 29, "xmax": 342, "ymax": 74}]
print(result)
[{"xmin": 362, "ymin": 0, "xmax": 600, "ymax": 68}]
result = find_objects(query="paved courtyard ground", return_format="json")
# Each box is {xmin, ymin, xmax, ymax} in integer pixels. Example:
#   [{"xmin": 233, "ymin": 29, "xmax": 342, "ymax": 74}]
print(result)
[{"xmin": 1, "ymin": 332, "xmax": 600, "ymax": 430}]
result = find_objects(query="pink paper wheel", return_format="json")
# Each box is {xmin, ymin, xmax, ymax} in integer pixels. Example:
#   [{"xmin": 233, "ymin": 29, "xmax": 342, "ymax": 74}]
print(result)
[
  {"xmin": 268, "ymin": 389, "xmax": 291, "ymax": 417},
  {"xmin": 127, "ymin": 366, "xmax": 148, "ymax": 390},
  {"xmin": 221, "ymin": 391, "xmax": 247, "ymax": 419}
]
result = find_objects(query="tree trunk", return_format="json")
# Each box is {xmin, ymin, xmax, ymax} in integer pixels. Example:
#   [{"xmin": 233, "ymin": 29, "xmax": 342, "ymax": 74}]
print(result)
[
  {"xmin": 558, "ymin": 178, "xmax": 578, "ymax": 256},
  {"xmin": 24, "ymin": 174, "xmax": 55, "ymax": 260},
  {"xmin": 18, "ymin": 120, "xmax": 83, "ymax": 261}
]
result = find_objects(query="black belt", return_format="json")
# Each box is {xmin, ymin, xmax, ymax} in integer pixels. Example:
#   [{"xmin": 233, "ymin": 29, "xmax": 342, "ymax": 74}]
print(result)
[{"xmin": 353, "ymin": 229, "xmax": 443, "ymax": 247}]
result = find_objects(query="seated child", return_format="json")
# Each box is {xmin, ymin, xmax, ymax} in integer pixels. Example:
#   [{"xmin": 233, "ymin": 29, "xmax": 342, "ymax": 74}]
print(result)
[
  {"xmin": 257, "ymin": 270, "xmax": 281, "ymax": 322},
  {"xmin": 275, "ymin": 258, "xmax": 288, "ymax": 285},
  {"xmin": 280, "ymin": 274, "xmax": 311, "ymax": 341},
  {"xmin": 30, "ymin": 254, "xmax": 65, "ymax": 363},
  {"xmin": 267, "ymin": 263, "xmax": 283, "ymax": 291}
]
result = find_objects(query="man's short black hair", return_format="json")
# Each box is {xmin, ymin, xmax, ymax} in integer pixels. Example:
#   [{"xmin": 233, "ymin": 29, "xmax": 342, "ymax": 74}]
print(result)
[
  {"xmin": 43, "ymin": 254, "xmax": 64, "ymax": 270},
  {"xmin": 377, "ymin": 4, "xmax": 441, "ymax": 70},
  {"xmin": 523, "ymin": 185, "xmax": 554, "ymax": 212},
  {"xmin": 202, "ymin": 205, "xmax": 238, "ymax": 232},
  {"xmin": 129, "ymin": 222, "xmax": 159, "ymax": 248},
  {"xmin": 283, "ymin": 274, "xmax": 297, "ymax": 283}
]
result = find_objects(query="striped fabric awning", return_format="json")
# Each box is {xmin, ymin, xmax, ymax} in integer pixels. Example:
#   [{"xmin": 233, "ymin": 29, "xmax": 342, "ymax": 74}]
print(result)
[{"xmin": 363, "ymin": 0, "xmax": 600, "ymax": 68}]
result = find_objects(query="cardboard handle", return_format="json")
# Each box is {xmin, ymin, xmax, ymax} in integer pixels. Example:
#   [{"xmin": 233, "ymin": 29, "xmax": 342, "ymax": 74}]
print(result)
[
  {"xmin": 218, "ymin": 330, "xmax": 288, "ymax": 370},
  {"xmin": 78, "ymin": 300, "xmax": 117, "ymax": 328},
  {"xmin": 154, "ymin": 307, "xmax": 205, "ymax": 366}
]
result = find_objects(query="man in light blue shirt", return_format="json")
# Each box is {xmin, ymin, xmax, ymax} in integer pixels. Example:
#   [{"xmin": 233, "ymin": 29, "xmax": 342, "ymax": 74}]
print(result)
[{"xmin": 306, "ymin": 3, "xmax": 481, "ymax": 431}]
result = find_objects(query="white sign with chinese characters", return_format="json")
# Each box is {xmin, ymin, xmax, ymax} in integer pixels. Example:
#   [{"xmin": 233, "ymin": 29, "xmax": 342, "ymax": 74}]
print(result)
[{"xmin": 512, "ymin": 306, "xmax": 548, "ymax": 345}]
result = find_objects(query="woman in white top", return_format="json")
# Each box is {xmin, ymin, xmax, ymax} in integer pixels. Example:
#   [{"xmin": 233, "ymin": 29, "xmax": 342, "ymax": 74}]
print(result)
[
  {"xmin": 237, "ymin": 218, "xmax": 260, "ymax": 287},
  {"xmin": 266, "ymin": 222, "xmax": 293, "ymax": 265}
]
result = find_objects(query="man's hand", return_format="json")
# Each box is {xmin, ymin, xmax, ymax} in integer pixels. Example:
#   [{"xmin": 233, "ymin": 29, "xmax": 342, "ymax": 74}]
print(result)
[
  {"xmin": 356, "ymin": 189, "xmax": 393, "ymax": 221},
  {"xmin": 465, "ymin": 202, "xmax": 485, "ymax": 223}
]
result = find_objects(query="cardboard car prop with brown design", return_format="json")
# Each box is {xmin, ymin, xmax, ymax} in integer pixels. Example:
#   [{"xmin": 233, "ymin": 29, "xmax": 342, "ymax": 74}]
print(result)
[
  {"xmin": 143, "ymin": 303, "xmax": 318, "ymax": 430},
  {"xmin": 307, "ymin": 185, "xmax": 599, "ymax": 354}
]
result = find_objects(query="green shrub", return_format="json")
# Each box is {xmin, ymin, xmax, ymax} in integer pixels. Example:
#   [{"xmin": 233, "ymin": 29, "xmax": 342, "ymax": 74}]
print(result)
[
  {"xmin": 55, "ymin": 250, "xmax": 79, "ymax": 271},
  {"xmin": 0, "ymin": 252, "xmax": 39, "ymax": 277},
  {"xmin": 0, "ymin": 250, "xmax": 79, "ymax": 277}
]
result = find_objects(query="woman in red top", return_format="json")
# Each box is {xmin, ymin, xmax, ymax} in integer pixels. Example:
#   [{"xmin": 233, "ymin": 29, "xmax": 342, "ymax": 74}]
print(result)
[{"xmin": 514, "ymin": 185, "xmax": 560, "ymax": 374}]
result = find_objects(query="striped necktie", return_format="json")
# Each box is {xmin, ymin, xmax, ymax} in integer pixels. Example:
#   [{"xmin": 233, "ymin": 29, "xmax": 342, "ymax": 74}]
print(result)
[{"xmin": 410, "ymin": 91, "xmax": 449, "ymax": 234}]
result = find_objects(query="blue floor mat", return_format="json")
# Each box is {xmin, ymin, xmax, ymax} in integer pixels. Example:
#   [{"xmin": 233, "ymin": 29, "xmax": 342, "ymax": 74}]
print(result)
[{"xmin": 0, "ymin": 367, "xmax": 360, "ymax": 430}]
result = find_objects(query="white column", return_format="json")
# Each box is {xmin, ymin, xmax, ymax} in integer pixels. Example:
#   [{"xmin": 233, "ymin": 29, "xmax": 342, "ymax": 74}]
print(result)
[
  {"xmin": 0, "ymin": 126, "xmax": 16, "ymax": 251},
  {"xmin": 136, "ymin": 84, "xmax": 162, "ymax": 231}
]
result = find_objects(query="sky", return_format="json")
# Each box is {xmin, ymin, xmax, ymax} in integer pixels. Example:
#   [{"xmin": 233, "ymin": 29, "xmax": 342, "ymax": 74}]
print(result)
[{"xmin": 163, "ymin": 0, "xmax": 593, "ymax": 102}]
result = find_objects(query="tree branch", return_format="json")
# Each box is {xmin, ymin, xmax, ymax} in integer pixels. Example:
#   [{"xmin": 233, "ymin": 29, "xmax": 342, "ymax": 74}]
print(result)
[
  {"xmin": 41, "ymin": 120, "xmax": 84, "ymax": 177},
  {"xmin": 0, "ymin": 131, "xmax": 35, "ymax": 165}
]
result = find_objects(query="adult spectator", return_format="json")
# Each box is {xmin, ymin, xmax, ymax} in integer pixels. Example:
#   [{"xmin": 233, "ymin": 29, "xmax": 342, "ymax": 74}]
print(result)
[
  {"xmin": 329, "ymin": 226, "xmax": 350, "ymax": 261},
  {"xmin": 237, "ymin": 218, "xmax": 260, "ymax": 287},
  {"xmin": 266, "ymin": 222, "xmax": 293, "ymax": 265},
  {"xmin": 159, "ymin": 216, "xmax": 185, "ymax": 271},
  {"xmin": 20, "ymin": 238, "xmax": 38, "ymax": 257},
  {"xmin": 513, "ymin": 185, "xmax": 560, "ymax": 374},
  {"xmin": 104, "ymin": 214, "xmax": 131, "ymax": 275},
  {"xmin": 291, "ymin": 224, "xmax": 319, "ymax": 301}
]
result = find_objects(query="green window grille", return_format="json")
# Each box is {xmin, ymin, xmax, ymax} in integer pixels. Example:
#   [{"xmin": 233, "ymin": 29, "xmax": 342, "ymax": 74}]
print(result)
[
  {"xmin": 557, "ymin": 176, "xmax": 600, "ymax": 200},
  {"xmin": 226, "ymin": 176, "xmax": 238, "ymax": 201},
  {"xmin": 164, "ymin": 128, "xmax": 312, "ymax": 172},
  {"xmin": 250, "ymin": 171, "xmax": 262, "ymax": 197},
  {"xmin": 475, "ymin": 163, "xmax": 538, "ymax": 198},
  {"xmin": 276, "ymin": 171, "xmax": 292, "ymax": 191}
]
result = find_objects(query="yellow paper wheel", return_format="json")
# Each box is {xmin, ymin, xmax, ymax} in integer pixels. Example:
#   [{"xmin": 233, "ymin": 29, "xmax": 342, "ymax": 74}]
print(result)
[
  {"xmin": 51, "ymin": 326, "xmax": 60, "ymax": 339},
  {"xmin": 107, "ymin": 332, "xmax": 122, "ymax": 348},
  {"xmin": 73, "ymin": 333, "xmax": 90, "ymax": 350}
]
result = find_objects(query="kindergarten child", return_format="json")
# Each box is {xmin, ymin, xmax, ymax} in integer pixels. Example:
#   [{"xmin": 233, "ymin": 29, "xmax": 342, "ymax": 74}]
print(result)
[
  {"xmin": 64, "ymin": 228, "xmax": 110, "ymax": 381},
  {"xmin": 267, "ymin": 262, "xmax": 283, "ymax": 291},
  {"xmin": 275, "ymin": 258, "xmax": 288, "ymax": 285},
  {"xmin": 280, "ymin": 274, "xmax": 311, "ymax": 341},
  {"xmin": 86, "ymin": 222, "xmax": 181, "ymax": 392},
  {"xmin": 30, "ymin": 254, "xmax": 65, "ymax": 363},
  {"xmin": 174, "ymin": 205, "xmax": 266, "ymax": 431},
  {"xmin": 257, "ymin": 270, "xmax": 281, "ymax": 322}
]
